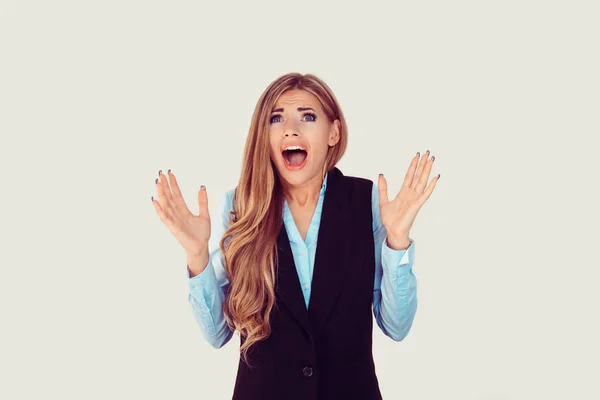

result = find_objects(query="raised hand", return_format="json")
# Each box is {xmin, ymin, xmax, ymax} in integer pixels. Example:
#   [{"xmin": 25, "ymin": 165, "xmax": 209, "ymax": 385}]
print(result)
[
  {"xmin": 378, "ymin": 150, "xmax": 440, "ymax": 250},
  {"xmin": 152, "ymin": 170, "xmax": 211, "ymax": 257}
]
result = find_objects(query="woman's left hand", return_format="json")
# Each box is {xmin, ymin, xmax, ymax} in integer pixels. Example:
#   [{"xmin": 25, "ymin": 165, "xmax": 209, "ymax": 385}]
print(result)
[{"xmin": 378, "ymin": 150, "xmax": 440, "ymax": 250}]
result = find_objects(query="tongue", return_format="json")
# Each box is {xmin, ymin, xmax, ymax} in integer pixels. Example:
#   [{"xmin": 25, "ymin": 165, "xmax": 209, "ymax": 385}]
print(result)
[{"xmin": 288, "ymin": 151, "xmax": 307, "ymax": 167}]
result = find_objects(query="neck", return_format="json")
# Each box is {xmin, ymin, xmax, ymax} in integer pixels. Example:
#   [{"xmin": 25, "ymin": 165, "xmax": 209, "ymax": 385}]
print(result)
[{"xmin": 281, "ymin": 172, "xmax": 324, "ymax": 207}]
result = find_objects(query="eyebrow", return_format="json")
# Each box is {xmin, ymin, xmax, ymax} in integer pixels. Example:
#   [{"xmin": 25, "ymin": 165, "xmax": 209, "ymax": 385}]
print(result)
[{"xmin": 271, "ymin": 107, "xmax": 315, "ymax": 113}]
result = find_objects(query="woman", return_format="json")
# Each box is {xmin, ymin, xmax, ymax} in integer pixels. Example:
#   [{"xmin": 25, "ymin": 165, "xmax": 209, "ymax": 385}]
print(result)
[{"xmin": 152, "ymin": 72, "xmax": 440, "ymax": 399}]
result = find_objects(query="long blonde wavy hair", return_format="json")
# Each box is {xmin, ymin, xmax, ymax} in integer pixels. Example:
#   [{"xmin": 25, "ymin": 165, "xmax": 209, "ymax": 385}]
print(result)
[{"xmin": 218, "ymin": 73, "xmax": 348, "ymax": 364}]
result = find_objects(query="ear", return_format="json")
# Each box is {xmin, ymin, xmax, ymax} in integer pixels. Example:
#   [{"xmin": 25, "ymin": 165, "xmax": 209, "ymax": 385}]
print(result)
[{"xmin": 328, "ymin": 119, "xmax": 341, "ymax": 147}]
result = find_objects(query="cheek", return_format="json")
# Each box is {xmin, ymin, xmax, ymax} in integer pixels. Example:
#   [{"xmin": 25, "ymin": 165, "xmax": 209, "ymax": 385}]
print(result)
[
  {"xmin": 310, "ymin": 132, "xmax": 330, "ymax": 154},
  {"xmin": 268, "ymin": 137, "xmax": 280, "ymax": 160}
]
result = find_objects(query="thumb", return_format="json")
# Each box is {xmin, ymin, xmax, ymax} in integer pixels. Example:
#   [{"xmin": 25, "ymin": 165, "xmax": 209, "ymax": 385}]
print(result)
[
  {"xmin": 378, "ymin": 173, "xmax": 389, "ymax": 206},
  {"xmin": 197, "ymin": 185, "xmax": 208, "ymax": 216}
]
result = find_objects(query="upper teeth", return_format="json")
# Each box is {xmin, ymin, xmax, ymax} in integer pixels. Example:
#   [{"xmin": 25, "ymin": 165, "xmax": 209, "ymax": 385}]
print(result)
[{"xmin": 284, "ymin": 146, "xmax": 304, "ymax": 151}]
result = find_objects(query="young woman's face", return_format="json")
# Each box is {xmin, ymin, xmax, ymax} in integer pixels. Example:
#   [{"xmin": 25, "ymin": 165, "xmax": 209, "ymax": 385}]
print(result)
[{"xmin": 268, "ymin": 89, "xmax": 340, "ymax": 188}]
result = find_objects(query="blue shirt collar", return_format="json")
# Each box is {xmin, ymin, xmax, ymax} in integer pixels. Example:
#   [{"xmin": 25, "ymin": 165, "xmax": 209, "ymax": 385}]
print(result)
[{"xmin": 321, "ymin": 171, "xmax": 328, "ymax": 196}]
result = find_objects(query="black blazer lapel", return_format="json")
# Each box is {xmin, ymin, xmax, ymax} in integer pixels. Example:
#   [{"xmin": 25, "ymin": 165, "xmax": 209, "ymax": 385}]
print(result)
[
  {"xmin": 308, "ymin": 167, "xmax": 352, "ymax": 333},
  {"xmin": 275, "ymin": 222, "xmax": 314, "ymax": 342},
  {"xmin": 273, "ymin": 167, "xmax": 352, "ymax": 341}
]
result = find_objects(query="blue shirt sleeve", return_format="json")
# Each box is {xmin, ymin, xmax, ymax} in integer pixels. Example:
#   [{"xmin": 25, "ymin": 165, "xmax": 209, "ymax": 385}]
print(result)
[
  {"xmin": 187, "ymin": 188, "xmax": 236, "ymax": 349},
  {"xmin": 371, "ymin": 182, "xmax": 418, "ymax": 341}
]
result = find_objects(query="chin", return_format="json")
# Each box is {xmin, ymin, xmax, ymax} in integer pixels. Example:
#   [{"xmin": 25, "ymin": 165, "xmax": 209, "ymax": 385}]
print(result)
[{"xmin": 276, "ymin": 163, "xmax": 314, "ymax": 185}]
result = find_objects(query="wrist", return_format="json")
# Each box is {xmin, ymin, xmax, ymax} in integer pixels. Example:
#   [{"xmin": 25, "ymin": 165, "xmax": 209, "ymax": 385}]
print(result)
[
  {"xmin": 386, "ymin": 233, "xmax": 410, "ymax": 251},
  {"xmin": 187, "ymin": 246, "xmax": 209, "ymax": 277},
  {"xmin": 186, "ymin": 241, "xmax": 209, "ymax": 258}
]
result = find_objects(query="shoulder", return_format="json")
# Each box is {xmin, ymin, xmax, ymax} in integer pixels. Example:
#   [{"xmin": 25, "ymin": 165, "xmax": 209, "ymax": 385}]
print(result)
[
  {"xmin": 340, "ymin": 172, "xmax": 373, "ymax": 188},
  {"xmin": 222, "ymin": 188, "xmax": 237, "ymax": 219},
  {"xmin": 224, "ymin": 187, "xmax": 236, "ymax": 206},
  {"xmin": 214, "ymin": 188, "xmax": 237, "ymax": 221},
  {"xmin": 339, "ymin": 172, "xmax": 380, "ymax": 209},
  {"xmin": 338, "ymin": 173, "xmax": 376, "ymax": 211},
  {"xmin": 340, "ymin": 173, "xmax": 375, "ymax": 197},
  {"xmin": 338, "ymin": 173, "xmax": 379, "ymax": 230}
]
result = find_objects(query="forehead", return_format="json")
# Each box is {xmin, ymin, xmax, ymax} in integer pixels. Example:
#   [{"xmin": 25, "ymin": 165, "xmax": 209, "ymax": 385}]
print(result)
[{"xmin": 274, "ymin": 89, "xmax": 321, "ymax": 110}]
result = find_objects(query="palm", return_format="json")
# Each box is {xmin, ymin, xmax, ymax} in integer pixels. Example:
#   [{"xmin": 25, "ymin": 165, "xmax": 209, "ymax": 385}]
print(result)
[
  {"xmin": 379, "ymin": 192, "xmax": 418, "ymax": 237},
  {"xmin": 378, "ymin": 151, "xmax": 439, "ymax": 239},
  {"xmin": 152, "ymin": 170, "xmax": 211, "ymax": 256}
]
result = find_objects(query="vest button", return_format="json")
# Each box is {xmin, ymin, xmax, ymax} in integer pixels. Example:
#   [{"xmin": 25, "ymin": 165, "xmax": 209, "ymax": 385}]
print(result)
[{"xmin": 303, "ymin": 366, "xmax": 313, "ymax": 377}]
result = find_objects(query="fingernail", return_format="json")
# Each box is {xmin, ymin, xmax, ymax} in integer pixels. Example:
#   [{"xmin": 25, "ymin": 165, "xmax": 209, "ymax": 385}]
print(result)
[
  {"xmin": 168, "ymin": 169, "xmax": 171, "ymax": 174},
  {"xmin": 158, "ymin": 170, "xmax": 162, "ymax": 176},
  {"xmin": 201, "ymin": 185, "xmax": 206, "ymax": 189},
  {"xmin": 416, "ymin": 152, "xmax": 420, "ymax": 156},
  {"xmin": 432, "ymin": 155, "xmax": 435, "ymax": 161},
  {"xmin": 438, "ymin": 174, "xmax": 441, "ymax": 179},
  {"xmin": 155, "ymin": 178, "xmax": 158, "ymax": 184},
  {"xmin": 379, "ymin": 173, "xmax": 383, "ymax": 177},
  {"xmin": 151, "ymin": 196, "xmax": 154, "ymax": 201},
  {"xmin": 426, "ymin": 150, "xmax": 430, "ymax": 154}
]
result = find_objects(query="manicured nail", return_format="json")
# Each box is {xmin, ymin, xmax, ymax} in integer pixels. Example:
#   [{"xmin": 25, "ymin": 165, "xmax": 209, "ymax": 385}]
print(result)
[
  {"xmin": 432, "ymin": 156, "xmax": 435, "ymax": 161},
  {"xmin": 379, "ymin": 173, "xmax": 383, "ymax": 177},
  {"xmin": 416, "ymin": 152, "xmax": 420, "ymax": 156},
  {"xmin": 437, "ymin": 174, "xmax": 441, "ymax": 179},
  {"xmin": 151, "ymin": 196, "xmax": 154, "ymax": 201},
  {"xmin": 158, "ymin": 170, "xmax": 162, "ymax": 176},
  {"xmin": 201, "ymin": 185, "xmax": 206, "ymax": 189},
  {"xmin": 168, "ymin": 169, "xmax": 171, "ymax": 174},
  {"xmin": 155, "ymin": 178, "xmax": 158, "ymax": 184},
  {"xmin": 426, "ymin": 150, "xmax": 430, "ymax": 154}
]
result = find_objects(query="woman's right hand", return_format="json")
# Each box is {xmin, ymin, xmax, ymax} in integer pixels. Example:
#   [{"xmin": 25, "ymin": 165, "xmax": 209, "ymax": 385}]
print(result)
[{"xmin": 152, "ymin": 170, "xmax": 211, "ymax": 257}]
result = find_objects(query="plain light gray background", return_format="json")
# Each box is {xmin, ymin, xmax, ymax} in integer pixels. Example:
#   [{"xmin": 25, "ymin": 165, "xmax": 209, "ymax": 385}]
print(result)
[{"xmin": 1, "ymin": 1, "xmax": 598, "ymax": 399}]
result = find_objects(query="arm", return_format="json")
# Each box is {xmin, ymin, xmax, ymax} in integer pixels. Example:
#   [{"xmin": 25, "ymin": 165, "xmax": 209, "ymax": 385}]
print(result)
[
  {"xmin": 187, "ymin": 188, "xmax": 236, "ymax": 349},
  {"xmin": 371, "ymin": 182, "xmax": 418, "ymax": 341}
]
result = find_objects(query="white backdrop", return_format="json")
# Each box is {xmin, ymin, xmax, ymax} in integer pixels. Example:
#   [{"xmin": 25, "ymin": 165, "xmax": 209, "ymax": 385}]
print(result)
[{"xmin": 1, "ymin": 1, "xmax": 598, "ymax": 399}]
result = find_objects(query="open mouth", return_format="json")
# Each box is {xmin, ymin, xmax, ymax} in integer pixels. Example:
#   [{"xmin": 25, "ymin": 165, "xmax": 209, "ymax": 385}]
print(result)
[{"xmin": 281, "ymin": 146, "xmax": 308, "ymax": 169}]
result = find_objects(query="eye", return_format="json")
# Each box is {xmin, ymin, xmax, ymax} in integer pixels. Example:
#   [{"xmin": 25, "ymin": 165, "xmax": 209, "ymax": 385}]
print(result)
[
  {"xmin": 270, "ymin": 114, "xmax": 282, "ymax": 124},
  {"xmin": 269, "ymin": 112, "xmax": 317, "ymax": 124},
  {"xmin": 302, "ymin": 112, "xmax": 317, "ymax": 122}
]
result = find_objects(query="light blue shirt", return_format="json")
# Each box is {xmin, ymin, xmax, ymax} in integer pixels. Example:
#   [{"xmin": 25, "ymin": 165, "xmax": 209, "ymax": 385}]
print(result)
[{"xmin": 187, "ymin": 172, "xmax": 417, "ymax": 349}]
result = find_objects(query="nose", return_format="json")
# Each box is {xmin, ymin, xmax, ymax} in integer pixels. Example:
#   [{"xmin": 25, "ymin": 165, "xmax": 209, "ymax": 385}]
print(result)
[{"xmin": 283, "ymin": 118, "xmax": 300, "ymax": 137}]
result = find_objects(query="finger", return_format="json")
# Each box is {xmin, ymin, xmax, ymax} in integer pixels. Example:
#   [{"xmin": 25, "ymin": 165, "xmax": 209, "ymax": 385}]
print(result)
[
  {"xmin": 158, "ymin": 170, "xmax": 180, "ymax": 215},
  {"xmin": 415, "ymin": 154, "xmax": 435, "ymax": 193},
  {"xmin": 151, "ymin": 196, "xmax": 173, "ymax": 229},
  {"xmin": 158, "ymin": 171, "xmax": 173, "ymax": 201},
  {"xmin": 378, "ymin": 173, "xmax": 389, "ymax": 206},
  {"xmin": 402, "ymin": 153, "xmax": 421, "ymax": 190},
  {"xmin": 155, "ymin": 176, "xmax": 174, "ymax": 218},
  {"xmin": 166, "ymin": 170, "xmax": 187, "ymax": 212},
  {"xmin": 197, "ymin": 185, "xmax": 209, "ymax": 217},
  {"xmin": 418, "ymin": 173, "xmax": 440, "ymax": 206},
  {"xmin": 411, "ymin": 150, "xmax": 429, "ymax": 190}
]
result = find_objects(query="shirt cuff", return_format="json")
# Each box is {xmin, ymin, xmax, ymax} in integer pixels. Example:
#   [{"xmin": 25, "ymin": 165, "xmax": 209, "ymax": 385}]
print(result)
[
  {"xmin": 381, "ymin": 237, "xmax": 414, "ymax": 272},
  {"xmin": 188, "ymin": 260, "xmax": 217, "ymax": 294}
]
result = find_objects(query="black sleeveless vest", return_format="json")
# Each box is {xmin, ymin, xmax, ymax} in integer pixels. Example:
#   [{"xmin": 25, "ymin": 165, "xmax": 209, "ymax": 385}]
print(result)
[{"xmin": 231, "ymin": 167, "xmax": 383, "ymax": 400}]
